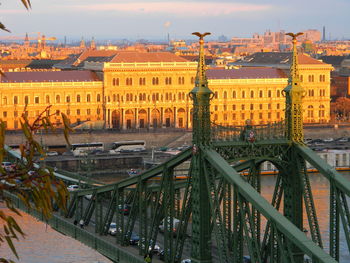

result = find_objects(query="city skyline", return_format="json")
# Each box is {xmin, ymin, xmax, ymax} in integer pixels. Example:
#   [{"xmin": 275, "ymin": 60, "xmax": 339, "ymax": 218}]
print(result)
[{"xmin": 0, "ymin": 0, "xmax": 349, "ymax": 40}]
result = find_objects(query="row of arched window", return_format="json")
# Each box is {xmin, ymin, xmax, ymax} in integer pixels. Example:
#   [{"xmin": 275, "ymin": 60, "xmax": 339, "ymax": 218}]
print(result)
[
  {"xmin": 300, "ymin": 74, "xmax": 326, "ymax": 83},
  {"xmin": 215, "ymin": 89, "xmax": 281, "ymax": 100},
  {"xmin": 4, "ymin": 94, "xmax": 101, "ymax": 105},
  {"xmin": 109, "ymin": 92, "xmax": 190, "ymax": 103},
  {"xmin": 111, "ymin": 76, "xmax": 195, "ymax": 86}
]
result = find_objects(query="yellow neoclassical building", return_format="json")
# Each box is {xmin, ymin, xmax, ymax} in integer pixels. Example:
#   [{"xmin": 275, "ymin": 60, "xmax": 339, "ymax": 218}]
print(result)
[{"xmin": 0, "ymin": 51, "xmax": 332, "ymax": 130}]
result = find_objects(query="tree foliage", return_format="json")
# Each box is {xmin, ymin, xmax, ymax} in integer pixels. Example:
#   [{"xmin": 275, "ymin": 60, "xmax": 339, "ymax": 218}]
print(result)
[
  {"xmin": 0, "ymin": 107, "xmax": 70, "ymax": 262},
  {"xmin": 331, "ymin": 97, "xmax": 350, "ymax": 121},
  {"xmin": 0, "ymin": 0, "xmax": 31, "ymax": 32}
]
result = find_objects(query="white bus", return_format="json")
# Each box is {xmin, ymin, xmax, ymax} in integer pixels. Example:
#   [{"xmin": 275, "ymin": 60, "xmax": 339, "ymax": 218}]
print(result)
[
  {"xmin": 71, "ymin": 142, "xmax": 104, "ymax": 156},
  {"xmin": 109, "ymin": 140, "xmax": 146, "ymax": 154}
]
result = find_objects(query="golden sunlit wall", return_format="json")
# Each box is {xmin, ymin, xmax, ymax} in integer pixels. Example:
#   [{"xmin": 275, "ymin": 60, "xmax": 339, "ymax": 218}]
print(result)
[
  {"xmin": 0, "ymin": 62, "xmax": 331, "ymax": 130},
  {"xmin": 0, "ymin": 81, "xmax": 103, "ymax": 129}
]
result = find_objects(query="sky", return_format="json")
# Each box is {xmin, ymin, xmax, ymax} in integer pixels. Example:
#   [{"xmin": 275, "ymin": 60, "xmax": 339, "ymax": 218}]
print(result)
[{"xmin": 0, "ymin": 0, "xmax": 350, "ymax": 42}]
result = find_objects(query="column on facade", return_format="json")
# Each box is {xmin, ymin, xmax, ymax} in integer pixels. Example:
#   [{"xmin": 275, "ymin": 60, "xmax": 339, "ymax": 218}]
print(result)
[
  {"xmin": 135, "ymin": 108, "xmax": 139, "ymax": 129},
  {"xmin": 174, "ymin": 106, "xmax": 177, "ymax": 128},
  {"xmin": 107, "ymin": 109, "xmax": 111, "ymax": 128},
  {"xmin": 147, "ymin": 108, "xmax": 151, "ymax": 129},
  {"xmin": 160, "ymin": 107, "xmax": 164, "ymax": 128},
  {"xmin": 122, "ymin": 109, "xmax": 126, "ymax": 130}
]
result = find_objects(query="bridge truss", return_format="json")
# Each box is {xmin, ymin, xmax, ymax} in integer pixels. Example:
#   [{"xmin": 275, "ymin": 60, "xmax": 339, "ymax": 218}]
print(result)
[{"xmin": 6, "ymin": 33, "xmax": 350, "ymax": 262}]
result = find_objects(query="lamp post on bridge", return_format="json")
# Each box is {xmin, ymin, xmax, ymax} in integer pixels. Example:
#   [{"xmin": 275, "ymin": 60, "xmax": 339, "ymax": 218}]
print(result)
[{"xmin": 189, "ymin": 32, "xmax": 214, "ymax": 263}]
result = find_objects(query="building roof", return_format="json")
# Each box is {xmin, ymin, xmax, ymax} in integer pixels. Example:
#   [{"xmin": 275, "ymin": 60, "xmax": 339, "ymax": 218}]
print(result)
[
  {"xmin": 110, "ymin": 52, "xmax": 189, "ymax": 63},
  {"xmin": 207, "ymin": 67, "xmax": 287, "ymax": 80},
  {"xmin": 233, "ymin": 52, "xmax": 326, "ymax": 67},
  {"xmin": 0, "ymin": 70, "xmax": 101, "ymax": 83},
  {"xmin": 74, "ymin": 50, "xmax": 119, "ymax": 66},
  {"xmin": 26, "ymin": 59, "xmax": 63, "ymax": 69},
  {"xmin": 319, "ymin": 55, "xmax": 350, "ymax": 68}
]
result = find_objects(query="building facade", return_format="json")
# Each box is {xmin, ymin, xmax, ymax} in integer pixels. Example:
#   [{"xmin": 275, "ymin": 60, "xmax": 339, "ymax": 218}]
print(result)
[{"xmin": 0, "ymin": 52, "xmax": 332, "ymax": 130}]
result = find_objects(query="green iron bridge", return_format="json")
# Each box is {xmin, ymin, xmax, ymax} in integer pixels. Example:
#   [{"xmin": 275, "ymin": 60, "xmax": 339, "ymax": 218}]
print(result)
[{"xmin": 5, "ymin": 32, "xmax": 350, "ymax": 263}]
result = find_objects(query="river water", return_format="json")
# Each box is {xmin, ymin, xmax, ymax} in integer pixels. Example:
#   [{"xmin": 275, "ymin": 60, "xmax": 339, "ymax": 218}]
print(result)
[{"xmin": 1, "ymin": 172, "xmax": 350, "ymax": 262}]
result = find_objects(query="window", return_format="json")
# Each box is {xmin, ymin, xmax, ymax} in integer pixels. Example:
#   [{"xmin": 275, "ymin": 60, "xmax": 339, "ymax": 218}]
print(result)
[
  {"xmin": 56, "ymin": 95, "xmax": 60, "ymax": 103},
  {"xmin": 24, "ymin": 96, "xmax": 29, "ymax": 105},
  {"xmin": 268, "ymin": 112, "xmax": 271, "ymax": 119},
  {"xmin": 268, "ymin": 104, "xmax": 271, "ymax": 110},
  {"xmin": 259, "ymin": 90, "xmax": 263, "ymax": 98},
  {"xmin": 277, "ymin": 112, "xmax": 280, "ymax": 119},
  {"xmin": 250, "ymin": 113, "xmax": 254, "ymax": 120},
  {"xmin": 232, "ymin": 105, "xmax": 236, "ymax": 110},
  {"xmin": 165, "ymin": 77, "xmax": 172, "ymax": 85},
  {"xmin": 242, "ymin": 91, "xmax": 245, "ymax": 99},
  {"xmin": 308, "ymin": 75, "xmax": 314, "ymax": 82},
  {"xmin": 56, "ymin": 110, "xmax": 60, "ymax": 116},
  {"xmin": 232, "ymin": 113, "xmax": 236, "ymax": 120},
  {"xmin": 232, "ymin": 91, "xmax": 236, "ymax": 99},
  {"xmin": 307, "ymin": 105, "xmax": 314, "ymax": 118},
  {"xmin": 277, "ymin": 90, "xmax": 280, "ymax": 97},
  {"xmin": 152, "ymin": 77, "xmax": 159, "ymax": 85},
  {"xmin": 34, "ymin": 97, "xmax": 39, "ymax": 104},
  {"xmin": 97, "ymin": 94, "xmax": 101, "ymax": 102},
  {"xmin": 259, "ymin": 113, "xmax": 263, "ymax": 119},
  {"xmin": 3, "ymin": 111, "xmax": 7, "ymax": 118},
  {"xmin": 277, "ymin": 103, "xmax": 280, "ymax": 109},
  {"xmin": 87, "ymin": 109, "xmax": 91, "ymax": 115},
  {"xmin": 241, "ymin": 104, "xmax": 245, "ymax": 110},
  {"xmin": 46, "ymin": 95, "xmax": 50, "ymax": 104},
  {"xmin": 241, "ymin": 113, "xmax": 245, "ymax": 120},
  {"xmin": 86, "ymin": 94, "xmax": 91, "ymax": 102},
  {"xmin": 223, "ymin": 91, "xmax": 227, "ymax": 99},
  {"xmin": 300, "ymin": 75, "xmax": 303, "ymax": 82},
  {"xmin": 191, "ymin": 77, "xmax": 195, "ymax": 84},
  {"xmin": 214, "ymin": 92, "xmax": 218, "ymax": 99},
  {"xmin": 319, "ymin": 105, "xmax": 325, "ymax": 118},
  {"xmin": 250, "ymin": 91, "xmax": 254, "ymax": 98},
  {"xmin": 14, "ymin": 111, "xmax": 18, "ymax": 117},
  {"xmin": 259, "ymin": 104, "xmax": 263, "ymax": 110},
  {"xmin": 178, "ymin": 76, "xmax": 185, "ymax": 85},
  {"xmin": 97, "ymin": 108, "xmax": 101, "ymax": 115},
  {"xmin": 224, "ymin": 114, "xmax": 227, "ymax": 121},
  {"xmin": 66, "ymin": 109, "xmax": 70, "ymax": 116},
  {"xmin": 214, "ymin": 105, "xmax": 218, "ymax": 111},
  {"xmin": 14, "ymin": 96, "xmax": 18, "ymax": 105},
  {"xmin": 268, "ymin": 90, "xmax": 272, "ymax": 98},
  {"xmin": 77, "ymin": 94, "xmax": 81, "ymax": 103},
  {"xmin": 77, "ymin": 109, "xmax": 80, "ymax": 115},
  {"xmin": 66, "ymin": 96, "xmax": 70, "ymax": 103},
  {"xmin": 139, "ymin": 77, "xmax": 146, "ymax": 85},
  {"xmin": 113, "ymin": 78, "xmax": 119, "ymax": 86},
  {"xmin": 250, "ymin": 104, "xmax": 254, "ymax": 110}
]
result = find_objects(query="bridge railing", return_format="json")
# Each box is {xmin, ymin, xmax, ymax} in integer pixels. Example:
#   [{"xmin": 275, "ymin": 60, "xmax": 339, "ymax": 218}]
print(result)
[{"xmin": 211, "ymin": 121, "xmax": 286, "ymax": 142}]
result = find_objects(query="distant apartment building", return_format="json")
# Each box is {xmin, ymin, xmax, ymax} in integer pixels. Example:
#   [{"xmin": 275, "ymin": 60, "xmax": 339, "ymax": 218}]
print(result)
[{"xmin": 0, "ymin": 50, "xmax": 332, "ymax": 130}]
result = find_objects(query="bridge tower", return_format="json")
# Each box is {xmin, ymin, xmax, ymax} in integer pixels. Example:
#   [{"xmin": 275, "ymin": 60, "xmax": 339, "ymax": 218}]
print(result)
[
  {"xmin": 189, "ymin": 32, "xmax": 213, "ymax": 263},
  {"xmin": 282, "ymin": 32, "xmax": 306, "ymax": 263}
]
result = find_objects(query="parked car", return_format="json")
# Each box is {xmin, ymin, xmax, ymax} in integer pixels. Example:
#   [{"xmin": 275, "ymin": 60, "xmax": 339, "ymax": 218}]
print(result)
[
  {"xmin": 47, "ymin": 151, "xmax": 59, "ymax": 156},
  {"xmin": 181, "ymin": 259, "xmax": 191, "ymax": 263},
  {"xmin": 118, "ymin": 204, "xmax": 131, "ymax": 215},
  {"xmin": 323, "ymin": 138, "xmax": 334, "ymax": 143},
  {"xmin": 67, "ymin": 185, "xmax": 79, "ymax": 191},
  {"xmin": 1, "ymin": 162, "xmax": 15, "ymax": 172},
  {"xmin": 336, "ymin": 137, "xmax": 348, "ymax": 142},
  {"xmin": 108, "ymin": 222, "xmax": 117, "ymax": 236},
  {"xmin": 129, "ymin": 232, "xmax": 140, "ymax": 245},
  {"xmin": 159, "ymin": 217, "xmax": 180, "ymax": 234},
  {"xmin": 140, "ymin": 238, "xmax": 161, "ymax": 254}
]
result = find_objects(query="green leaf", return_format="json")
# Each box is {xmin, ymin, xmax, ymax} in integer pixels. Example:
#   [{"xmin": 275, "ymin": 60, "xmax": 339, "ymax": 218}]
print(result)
[{"xmin": 4, "ymin": 236, "xmax": 19, "ymax": 259}]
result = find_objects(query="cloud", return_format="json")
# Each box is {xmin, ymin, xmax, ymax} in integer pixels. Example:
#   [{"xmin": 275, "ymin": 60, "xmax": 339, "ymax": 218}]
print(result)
[
  {"xmin": 0, "ymin": 9, "xmax": 27, "ymax": 14},
  {"xmin": 72, "ymin": 2, "xmax": 272, "ymax": 16}
]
